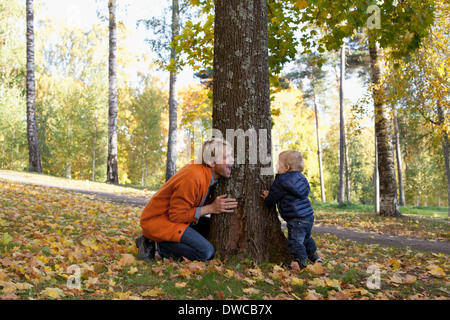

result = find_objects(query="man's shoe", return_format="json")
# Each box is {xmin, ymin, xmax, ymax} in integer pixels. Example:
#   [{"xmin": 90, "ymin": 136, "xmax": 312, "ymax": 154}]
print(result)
[{"xmin": 135, "ymin": 235, "xmax": 155, "ymax": 261}]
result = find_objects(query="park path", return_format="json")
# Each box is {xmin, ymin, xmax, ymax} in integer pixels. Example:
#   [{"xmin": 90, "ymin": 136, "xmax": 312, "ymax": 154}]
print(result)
[{"xmin": 1, "ymin": 171, "xmax": 449, "ymax": 255}]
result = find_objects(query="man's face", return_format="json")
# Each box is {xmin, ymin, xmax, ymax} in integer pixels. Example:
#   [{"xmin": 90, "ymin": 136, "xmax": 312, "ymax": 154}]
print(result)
[{"xmin": 211, "ymin": 148, "xmax": 234, "ymax": 179}]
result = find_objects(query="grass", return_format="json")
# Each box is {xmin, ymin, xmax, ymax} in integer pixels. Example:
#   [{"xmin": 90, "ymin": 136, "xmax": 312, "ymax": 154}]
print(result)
[
  {"xmin": 0, "ymin": 169, "xmax": 157, "ymax": 198},
  {"xmin": 313, "ymin": 202, "xmax": 449, "ymax": 220},
  {"xmin": 0, "ymin": 171, "xmax": 449, "ymax": 300},
  {"xmin": 312, "ymin": 202, "xmax": 450, "ymax": 241}
]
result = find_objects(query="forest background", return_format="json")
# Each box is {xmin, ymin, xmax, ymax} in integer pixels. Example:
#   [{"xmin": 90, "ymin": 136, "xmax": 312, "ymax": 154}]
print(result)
[{"xmin": 0, "ymin": 0, "xmax": 449, "ymax": 210}]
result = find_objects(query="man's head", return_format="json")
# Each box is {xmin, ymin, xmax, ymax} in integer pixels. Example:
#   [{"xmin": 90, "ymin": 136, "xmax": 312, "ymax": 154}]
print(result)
[{"xmin": 201, "ymin": 138, "xmax": 234, "ymax": 179}]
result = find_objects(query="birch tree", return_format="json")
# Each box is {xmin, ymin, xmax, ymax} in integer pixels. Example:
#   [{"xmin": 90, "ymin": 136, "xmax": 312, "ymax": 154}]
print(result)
[
  {"xmin": 107, "ymin": 0, "xmax": 118, "ymax": 183},
  {"xmin": 26, "ymin": 0, "xmax": 42, "ymax": 173}
]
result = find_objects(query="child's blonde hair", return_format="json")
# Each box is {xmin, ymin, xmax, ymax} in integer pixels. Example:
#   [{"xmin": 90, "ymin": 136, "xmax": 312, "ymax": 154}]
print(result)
[{"xmin": 279, "ymin": 150, "xmax": 304, "ymax": 172}]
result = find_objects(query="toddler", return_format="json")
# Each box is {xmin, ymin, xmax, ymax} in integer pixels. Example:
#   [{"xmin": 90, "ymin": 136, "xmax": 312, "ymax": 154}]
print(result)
[{"xmin": 261, "ymin": 150, "xmax": 321, "ymax": 269}]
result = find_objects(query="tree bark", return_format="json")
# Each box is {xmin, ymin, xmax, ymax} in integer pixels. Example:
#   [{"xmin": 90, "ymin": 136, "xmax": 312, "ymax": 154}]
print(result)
[
  {"xmin": 393, "ymin": 111, "xmax": 405, "ymax": 206},
  {"xmin": 436, "ymin": 100, "xmax": 450, "ymax": 216},
  {"xmin": 165, "ymin": 0, "xmax": 180, "ymax": 182},
  {"xmin": 369, "ymin": 41, "xmax": 401, "ymax": 217},
  {"xmin": 92, "ymin": 115, "xmax": 98, "ymax": 182},
  {"xmin": 210, "ymin": 0, "xmax": 289, "ymax": 263},
  {"xmin": 338, "ymin": 45, "xmax": 346, "ymax": 205},
  {"xmin": 26, "ymin": 0, "xmax": 43, "ymax": 173},
  {"xmin": 374, "ymin": 132, "xmax": 380, "ymax": 214},
  {"xmin": 313, "ymin": 95, "xmax": 325, "ymax": 202},
  {"xmin": 107, "ymin": 0, "xmax": 118, "ymax": 184}
]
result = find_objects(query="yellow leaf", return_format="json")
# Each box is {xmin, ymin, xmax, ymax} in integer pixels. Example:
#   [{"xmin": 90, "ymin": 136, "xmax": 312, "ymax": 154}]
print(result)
[
  {"xmin": 224, "ymin": 269, "xmax": 235, "ymax": 278},
  {"xmin": 175, "ymin": 281, "xmax": 187, "ymax": 288},
  {"xmin": 242, "ymin": 287, "xmax": 260, "ymax": 295},
  {"xmin": 390, "ymin": 274, "xmax": 403, "ymax": 284},
  {"xmin": 291, "ymin": 276, "xmax": 304, "ymax": 286},
  {"xmin": 128, "ymin": 267, "xmax": 138, "ymax": 275},
  {"xmin": 243, "ymin": 277, "xmax": 256, "ymax": 285},
  {"xmin": 309, "ymin": 277, "xmax": 325, "ymax": 288},
  {"xmin": 41, "ymin": 287, "xmax": 65, "ymax": 299},
  {"xmin": 325, "ymin": 278, "xmax": 342, "ymax": 290},
  {"xmin": 427, "ymin": 265, "xmax": 446, "ymax": 278},
  {"xmin": 306, "ymin": 262, "xmax": 324, "ymax": 275},
  {"xmin": 142, "ymin": 288, "xmax": 163, "ymax": 297},
  {"xmin": 294, "ymin": 0, "xmax": 308, "ymax": 10}
]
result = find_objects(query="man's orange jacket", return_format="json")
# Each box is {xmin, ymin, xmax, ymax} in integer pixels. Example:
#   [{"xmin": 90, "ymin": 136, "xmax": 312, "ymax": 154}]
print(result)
[{"xmin": 140, "ymin": 163, "xmax": 212, "ymax": 243}]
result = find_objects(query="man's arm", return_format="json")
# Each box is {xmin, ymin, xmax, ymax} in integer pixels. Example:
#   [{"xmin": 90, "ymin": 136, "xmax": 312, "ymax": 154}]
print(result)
[
  {"xmin": 200, "ymin": 194, "xmax": 238, "ymax": 216},
  {"xmin": 167, "ymin": 180, "xmax": 202, "ymax": 224}
]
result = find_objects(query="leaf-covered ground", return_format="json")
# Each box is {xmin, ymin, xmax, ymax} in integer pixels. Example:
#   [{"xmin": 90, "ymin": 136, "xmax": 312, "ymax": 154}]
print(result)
[{"xmin": 0, "ymin": 179, "xmax": 448, "ymax": 300}]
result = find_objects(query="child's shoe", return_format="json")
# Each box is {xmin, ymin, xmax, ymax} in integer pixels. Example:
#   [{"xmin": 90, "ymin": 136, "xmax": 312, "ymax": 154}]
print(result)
[
  {"xmin": 295, "ymin": 259, "xmax": 308, "ymax": 270},
  {"xmin": 308, "ymin": 252, "xmax": 322, "ymax": 264}
]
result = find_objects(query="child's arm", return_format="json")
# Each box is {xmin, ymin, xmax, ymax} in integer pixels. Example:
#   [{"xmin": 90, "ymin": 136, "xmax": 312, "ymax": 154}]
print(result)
[
  {"xmin": 261, "ymin": 182, "xmax": 285, "ymax": 206},
  {"xmin": 260, "ymin": 190, "xmax": 269, "ymax": 199}
]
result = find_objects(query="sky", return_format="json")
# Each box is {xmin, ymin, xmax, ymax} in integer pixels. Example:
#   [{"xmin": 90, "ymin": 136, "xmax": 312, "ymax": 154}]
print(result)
[
  {"xmin": 36, "ymin": 0, "xmax": 364, "ymax": 103},
  {"xmin": 38, "ymin": 0, "xmax": 198, "ymax": 89}
]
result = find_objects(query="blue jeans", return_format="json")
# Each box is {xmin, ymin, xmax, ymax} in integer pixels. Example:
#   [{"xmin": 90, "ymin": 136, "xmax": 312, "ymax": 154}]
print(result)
[
  {"xmin": 286, "ymin": 216, "xmax": 317, "ymax": 263},
  {"xmin": 158, "ymin": 217, "xmax": 214, "ymax": 261}
]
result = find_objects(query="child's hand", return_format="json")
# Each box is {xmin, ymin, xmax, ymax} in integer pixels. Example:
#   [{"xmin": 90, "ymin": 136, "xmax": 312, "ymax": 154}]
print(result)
[{"xmin": 261, "ymin": 190, "xmax": 269, "ymax": 200}]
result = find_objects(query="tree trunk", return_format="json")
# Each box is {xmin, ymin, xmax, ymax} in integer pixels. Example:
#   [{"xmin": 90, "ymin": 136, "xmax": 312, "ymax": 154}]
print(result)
[
  {"xmin": 66, "ymin": 117, "xmax": 71, "ymax": 179},
  {"xmin": 374, "ymin": 133, "xmax": 380, "ymax": 214},
  {"xmin": 107, "ymin": 0, "xmax": 118, "ymax": 184},
  {"xmin": 92, "ymin": 115, "xmax": 97, "ymax": 182},
  {"xmin": 338, "ymin": 45, "xmax": 346, "ymax": 205},
  {"xmin": 26, "ymin": 0, "xmax": 42, "ymax": 173},
  {"xmin": 369, "ymin": 41, "xmax": 401, "ymax": 217},
  {"xmin": 313, "ymin": 95, "xmax": 325, "ymax": 202},
  {"xmin": 345, "ymin": 141, "xmax": 351, "ymax": 203},
  {"xmin": 393, "ymin": 111, "xmax": 405, "ymax": 206},
  {"xmin": 165, "ymin": 0, "xmax": 180, "ymax": 182},
  {"xmin": 437, "ymin": 100, "xmax": 450, "ymax": 216},
  {"xmin": 210, "ymin": 0, "xmax": 289, "ymax": 263}
]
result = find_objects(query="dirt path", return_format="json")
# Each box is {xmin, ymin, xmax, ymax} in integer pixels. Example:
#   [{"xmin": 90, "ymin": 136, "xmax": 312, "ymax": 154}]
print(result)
[{"xmin": 1, "ymin": 172, "xmax": 449, "ymax": 255}]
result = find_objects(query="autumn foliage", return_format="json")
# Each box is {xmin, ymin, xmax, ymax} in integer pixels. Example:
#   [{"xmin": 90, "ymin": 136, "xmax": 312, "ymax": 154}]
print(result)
[{"xmin": 0, "ymin": 176, "xmax": 448, "ymax": 300}]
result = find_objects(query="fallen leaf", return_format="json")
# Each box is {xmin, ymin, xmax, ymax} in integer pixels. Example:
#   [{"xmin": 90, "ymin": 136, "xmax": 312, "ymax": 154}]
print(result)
[
  {"xmin": 390, "ymin": 274, "xmax": 404, "ymax": 284},
  {"xmin": 291, "ymin": 276, "xmax": 304, "ymax": 286},
  {"xmin": 304, "ymin": 289, "xmax": 323, "ymax": 300},
  {"xmin": 119, "ymin": 254, "xmax": 136, "ymax": 266},
  {"xmin": 141, "ymin": 288, "xmax": 163, "ymax": 297},
  {"xmin": 0, "ymin": 233, "xmax": 13, "ymax": 245},
  {"xmin": 306, "ymin": 262, "xmax": 324, "ymax": 275},
  {"xmin": 175, "ymin": 281, "xmax": 187, "ymax": 288},
  {"xmin": 403, "ymin": 274, "xmax": 417, "ymax": 284},
  {"xmin": 427, "ymin": 265, "xmax": 446, "ymax": 278},
  {"xmin": 290, "ymin": 261, "xmax": 301, "ymax": 273},
  {"xmin": 128, "ymin": 267, "xmax": 138, "ymax": 274},
  {"xmin": 333, "ymin": 289, "xmax": 351, "ymax": 300},
  {"xmin": 41, "ymin": 287, "xmax": 65, "ymax": 299},
  {"xmin": 243, "ymin": 277, "xmax": 256, "ymax": 285},
  {"xmin": 243, "ymin": 287, "xmax": 260, "ymax": 295},
  {"xmin": 0, "ymin": 292, "xmax": 18, "ymax": 300}
]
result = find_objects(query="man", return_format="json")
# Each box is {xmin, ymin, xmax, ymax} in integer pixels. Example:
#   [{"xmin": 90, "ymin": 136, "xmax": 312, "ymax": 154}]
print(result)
[{"xmin": 136, "ymin": 138, "xmax": 238, "ymax": 261}]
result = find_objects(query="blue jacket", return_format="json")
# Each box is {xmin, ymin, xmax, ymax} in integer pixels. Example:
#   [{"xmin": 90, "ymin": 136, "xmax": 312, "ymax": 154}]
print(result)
[{"xmin": 264, "ymin": 171, "xmax": 314, "ymax": 220}]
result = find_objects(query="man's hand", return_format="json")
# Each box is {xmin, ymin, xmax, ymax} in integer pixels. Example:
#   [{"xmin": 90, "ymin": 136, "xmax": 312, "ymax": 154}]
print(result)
[
  {"xmin": 261, "ymin": 190, "xmax": 269, "ymax": 200},
  {"xmin": 201, "ymin": 194, "xmax": 238, "ymax": 216}
]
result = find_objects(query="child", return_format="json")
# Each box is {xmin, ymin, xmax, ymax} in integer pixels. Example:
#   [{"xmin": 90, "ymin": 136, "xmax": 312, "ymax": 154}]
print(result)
[{"xmin": 261, "ymin": 150, "xmax": 321, "ymax": 269}]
